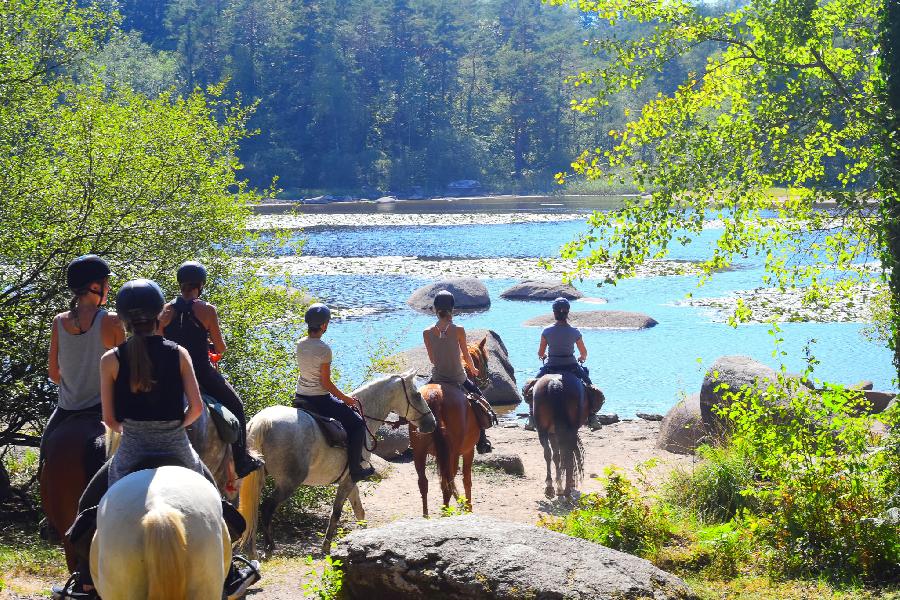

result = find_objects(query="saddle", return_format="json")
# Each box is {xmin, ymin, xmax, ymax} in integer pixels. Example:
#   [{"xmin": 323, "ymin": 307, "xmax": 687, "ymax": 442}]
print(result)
[
  {"xmin": 292, "ymin": 397, "xmax": 348, "ymax": 448},
  {"xmin": 464, "ymin": 391, "xmax": 498, "ymax": 430},
  {"xmin": 200, "ymin": 393, "xmax": 240, "ymax": 444},
  {"xmin": 522, "ymin": 376, "xmax": 604, "ymax": 416}
]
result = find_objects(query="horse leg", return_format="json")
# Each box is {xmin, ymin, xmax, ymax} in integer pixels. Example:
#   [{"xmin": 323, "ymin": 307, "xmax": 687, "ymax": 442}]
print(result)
[
  {"xmin": 538, "ymin": 430, "xmax": 554, "ymax": 499},
  {"xmin": 348, "ymin": 484, "xmax": 365, "ymax": 522},
  {"xmin": 322, "ymin": 478, "xmax": 355, "ymax": 554},
  {"xmin": 442, "ymin": 453, "xmax": 460, "ymax": 510},
  {"xmin": 413, "ymin": 444, "xmax": 429, "ymax": 517},
  {"xmin": 549, "ymin": 433, "xmax": 563, "ymax": 496},
  {"xmin": 461, "ymin": 448, "xmax": 474, "ymax": 512},
  {"xmin": 260, "ymin": 483, "xmax": 294, "ymax": 558},
  {"xmin": 560, "ymin": 432, "xmax": 576, "ymax": 498}
]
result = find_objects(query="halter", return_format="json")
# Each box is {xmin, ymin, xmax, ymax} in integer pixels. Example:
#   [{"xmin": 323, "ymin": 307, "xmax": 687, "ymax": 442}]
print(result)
[{"xmin": 358, "ymin": 375, "xmax": 429, "ymax": 453}]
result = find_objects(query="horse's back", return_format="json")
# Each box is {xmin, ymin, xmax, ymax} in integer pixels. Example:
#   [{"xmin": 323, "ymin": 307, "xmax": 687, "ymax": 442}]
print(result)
[
  {"xmin": 247, "ymin": 404, "xmax": 346, "ymax": 486},
  {"xmin": 91, "ymin": 466, "xmax": 227, "ymax": 600},
  {"xmin": 415, "ymin": 383, "xmax": 478, "ymax": 451},
  {"xmin": 534, "ymin": 372, "xmax": 586, "ymax": 431}
]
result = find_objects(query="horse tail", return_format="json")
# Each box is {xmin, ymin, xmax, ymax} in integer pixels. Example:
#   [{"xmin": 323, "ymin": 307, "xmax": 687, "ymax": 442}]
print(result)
[
  {"xmin": 105, "ymin": 426, "xmax": 122, "ymax": 458},
  {"xmin": 237, "ymin": 417, "xmax": 269, "ymax": 552},
  {"xmin": 142, "ymin": 502, "xmax": 188, "ymax": 600},
  {"xmin": 429, "ymin": 394, "xmax": 454, "ymax": 489},
  {"xmin": 573, "ymin": 431, "xmax": 585, "ymax": 485}
]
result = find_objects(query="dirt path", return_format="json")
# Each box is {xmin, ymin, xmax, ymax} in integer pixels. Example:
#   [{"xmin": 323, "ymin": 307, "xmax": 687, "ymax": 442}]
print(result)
[{"xmin": 2, "ymin": 420, "xmax": 692, "ymax": 599}]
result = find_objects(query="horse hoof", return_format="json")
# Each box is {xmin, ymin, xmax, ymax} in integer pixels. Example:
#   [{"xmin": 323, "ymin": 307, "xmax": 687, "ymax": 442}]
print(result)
[{"xmin": 544, "ymin": 487, "xmax": 555, "ymax": 499}]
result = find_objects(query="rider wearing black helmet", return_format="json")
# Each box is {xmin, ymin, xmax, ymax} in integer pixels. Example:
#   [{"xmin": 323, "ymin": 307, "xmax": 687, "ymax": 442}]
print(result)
[
  {"xmin": 56, "ymin": 279, "xmax": 258, "ymax": 600},
  {"xmin": 524, "ymin": 297, "xmax": 603, "ymax": 430},
  {"xmin": 294, "ymin": 303, "xmax": 375, "ymax": 482},
  {"xmin": 43, "ymin": 255, "xmax": 125, "ymax": 462},
  {"xmin": 159, "ymin": 261, "xmax": 263, "ymax": 478},
  {"xmin": 423, "ymin": 290, "xmax": 494, "ymax": 454}
]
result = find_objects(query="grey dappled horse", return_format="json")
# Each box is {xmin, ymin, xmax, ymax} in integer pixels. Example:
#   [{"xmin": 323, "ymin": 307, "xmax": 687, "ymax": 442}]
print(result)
[{"xmin": 238, "ymin": 371, "xmax": 435, "ymax": 556}]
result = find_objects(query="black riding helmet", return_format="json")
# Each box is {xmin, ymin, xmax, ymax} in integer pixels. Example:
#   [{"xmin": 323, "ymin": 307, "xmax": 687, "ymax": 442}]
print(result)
[
  {"xmin": 66, "ymin": 254, "xmax": 111, "ymax": 292},
  {"xmin": 552, "ymin": 297, "xmax": 570, "ymax": 320},
  {"xmin": 116, "ymin": 279, "xmax": 165, "ymax": 324},
  {"xmin": 433, "ymin": 290, "xmax": 455, "ymax": 311},
  {"xmin": 177, "ymin": 261, "xmax": 207, "ymax": 286},
  {"xmin": 305, "ymin": 303, "xmax": 331, "ymax": 328}
]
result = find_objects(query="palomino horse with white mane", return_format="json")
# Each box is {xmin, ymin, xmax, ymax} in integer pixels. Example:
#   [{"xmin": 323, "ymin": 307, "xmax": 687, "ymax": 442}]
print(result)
[
  {"xmin": 238, "ymin": 371, "xmax": 435, "ymax": 556},
  {"xmin": 90, "ymin": 466, "xmax": 230, "ymax": 600}
]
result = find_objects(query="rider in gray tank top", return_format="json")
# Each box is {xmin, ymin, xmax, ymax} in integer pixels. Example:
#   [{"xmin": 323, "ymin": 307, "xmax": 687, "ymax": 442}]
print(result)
[
  {"xmin": 57, "ymin": 309, "xmax": 107, "ymax": 410},
  {"xmin": 428, "ymin": 323, "xmax": 467, "ymax": 385}
]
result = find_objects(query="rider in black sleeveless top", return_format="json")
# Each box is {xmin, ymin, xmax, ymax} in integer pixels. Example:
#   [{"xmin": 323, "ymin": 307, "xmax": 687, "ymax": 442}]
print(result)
[
  {"xmin": 113, "ymin": 336, "xmax": 185, "ymax": 422},
  {"xmin": 160, "ymin": 261, "xmax": 262, "ymax": 478}
]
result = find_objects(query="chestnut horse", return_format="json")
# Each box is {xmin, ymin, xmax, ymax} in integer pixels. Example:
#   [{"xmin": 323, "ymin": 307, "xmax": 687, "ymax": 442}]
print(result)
[
  {"xmin": 410, "ymin": 337, "xmax": 488, "ymax": 516},
  {"xmin": 533, "ymin": 372, "xmax": 604, "ymax": 499},
  {"xmin": 40, "ymin": 413, "xmax": 106, "ymax": 572}
]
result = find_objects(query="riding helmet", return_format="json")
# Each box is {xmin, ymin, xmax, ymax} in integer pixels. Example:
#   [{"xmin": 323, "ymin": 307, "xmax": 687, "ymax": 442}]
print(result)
[
  {"xmin": 433, "ymin": 290, "xmax": 455, "ymax": 311},
  {"xmin": 176, "ymin": 261, "xmax": 207, "ymax": 285},
  {"xmin": 116, "ymin": 279, "xmax": 165, "ymax": 323},
  {"xmin": 66, "ymin": 254, "xmax": 111, "ymax": 291},
  {"xmin": 305, "ymin": 303, "xmax": 331, "ymax": 328},
  {"xmin": 552, "ymin": 297, "xmax": 571, "ymax": 319}
]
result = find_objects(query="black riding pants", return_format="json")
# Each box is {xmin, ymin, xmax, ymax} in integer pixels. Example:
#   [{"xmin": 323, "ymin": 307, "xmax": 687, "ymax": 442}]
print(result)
[
  {"xmin": 195, "ymin": 365, "xmax": 250, "ymax": 463},
  {"xmin": 536, "ymin": 362, "xmax": 593, "ymax": 386},
  {"xmin": 295, "ymin": 393, "xmax": 366, "ymax": 472},
  {"xmin": 68, "ymin": 458, "xmax": 241, "ymax": 587}
]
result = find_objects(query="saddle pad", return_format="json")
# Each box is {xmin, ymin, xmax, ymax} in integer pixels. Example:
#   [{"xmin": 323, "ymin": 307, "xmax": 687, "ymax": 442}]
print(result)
[
  {"xmin": 293, "ymin": 399, "xmax": 348, "ymax": 448},
  {"xmin": 202, "ymin": 393, "xmax": 241, "ymax": 444}
]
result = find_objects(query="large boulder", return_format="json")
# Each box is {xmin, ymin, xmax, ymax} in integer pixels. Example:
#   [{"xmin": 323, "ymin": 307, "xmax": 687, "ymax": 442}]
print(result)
[
  {"xmin": 500, "ymin": 280, "xmax": 584, "ymax": 301},
  {"xmin": 699, "ymin": 356, "xmax": 782, "ymax": 434},
  {"xmin": 373, "ymin": 418, "xmax": 410, "ymax": 459},
  {"xmin": 407, "ymin": 279, "xmax": 490, "ymax": 312},
  {"xmin": 333, "ymin": 515, "xmax": 697, "ymax": 600},
  {"xmin": 523, "ymin": 310, "xmax": 657, "ymax": 330},
  {"xmin": 864, "ymin": 390, "xmax": 896, "ymax": 414},
  {"xmin": 395, "ymin": 329, "xmax": 520, "ymax": 405},
  {"xmin": 657, "ymin": 393, "xmax": 708, "ymax": 455}
]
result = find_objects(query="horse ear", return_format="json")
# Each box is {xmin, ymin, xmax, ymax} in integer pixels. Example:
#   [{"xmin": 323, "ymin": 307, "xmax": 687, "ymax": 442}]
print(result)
[{"xmin": 479, "ymin": 337, "xmax": 487, "ymax": 350}]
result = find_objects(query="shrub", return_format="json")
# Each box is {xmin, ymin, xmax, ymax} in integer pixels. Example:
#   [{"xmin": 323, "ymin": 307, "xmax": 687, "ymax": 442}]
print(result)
[{"xmin": 540, "ymin": 467, "xmax": 674, "ymax": 558}]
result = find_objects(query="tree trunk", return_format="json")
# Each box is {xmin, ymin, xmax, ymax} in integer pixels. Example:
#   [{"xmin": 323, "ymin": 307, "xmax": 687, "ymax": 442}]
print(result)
[{"xmin": 882, "ymin": 0, "xmax": 900, "ymax": 381}]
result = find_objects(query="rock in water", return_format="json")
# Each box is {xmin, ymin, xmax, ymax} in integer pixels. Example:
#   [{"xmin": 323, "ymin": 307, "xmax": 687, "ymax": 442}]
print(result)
[
  {"xmin": 333, "ymin": 515, "xmax": 697, "ymax": 600},
  {"xmin": 407, "ymin": 278, "xmax": 490, "ymax": 312},
  {"xmin": 500, "ymin": 280, "xmax": 584, "ymax": 301},
  {"xmin": 523, "ymin": 310, "xmax": 657, "ymax": 330},
  {"xmin": 395, "ymin": 329, "xmax": 521, "ymax": 405},
  {"xmin": 657, "ymin": 393, "xmax": 708, "ymax": 455},
  {"xmin": 637, "ymin": 412, "xmax": 664, "ymax": 422}
]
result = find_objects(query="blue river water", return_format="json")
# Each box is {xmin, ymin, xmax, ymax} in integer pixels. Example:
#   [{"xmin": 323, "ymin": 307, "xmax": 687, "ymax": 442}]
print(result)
[{"xmin": 268, "ymin": 198, "xmax": 895, "ymax": 418}]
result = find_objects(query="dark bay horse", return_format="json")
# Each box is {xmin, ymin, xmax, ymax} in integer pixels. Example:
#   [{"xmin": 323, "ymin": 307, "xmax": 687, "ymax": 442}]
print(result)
[
  {"xmin": 533, "ymin": 372, "xmax": 604, "ymax": 499},
  {"xmin": 410, "ymin": 337, "xmax": 488, "ymax": 516},
  {"xmin": 40, "ymin": 413, "xmax": 106, "ymax": 571}
]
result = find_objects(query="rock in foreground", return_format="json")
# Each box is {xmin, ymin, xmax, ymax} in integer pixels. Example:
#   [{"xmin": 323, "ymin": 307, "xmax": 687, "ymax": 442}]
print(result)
[
  {"xmin": 333, "ymin": 515, "xmax": 697, "ymax": 600},
  {"xmin": 523, "ymin": 310, "xmax": 658, "ymax": 330},
  {"xmin": 500, "ymin": 280, "xmax": 584, "ymax": 301},
  {"xmin": 407, "ymin": 278, "xmax": 490, "ymax": 312},
  {"xmin": 395, "ymin": 329, "xmax": 520, "ymax": 405}
]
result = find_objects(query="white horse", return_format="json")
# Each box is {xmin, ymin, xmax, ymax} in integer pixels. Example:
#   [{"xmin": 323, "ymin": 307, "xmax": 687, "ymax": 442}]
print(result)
[
  {"xmin": 238, "ymin": 371, "xmax": 436, "ymax": 557},
  {"xmin": 89, "ymin": 466, "xmax": 230, "ymax": 600}
]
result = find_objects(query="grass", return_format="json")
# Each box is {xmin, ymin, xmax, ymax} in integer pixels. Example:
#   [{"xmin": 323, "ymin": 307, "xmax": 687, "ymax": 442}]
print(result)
[{"xmin": 684, "ymin": 576, "xmax": 900, "ymax": 599}]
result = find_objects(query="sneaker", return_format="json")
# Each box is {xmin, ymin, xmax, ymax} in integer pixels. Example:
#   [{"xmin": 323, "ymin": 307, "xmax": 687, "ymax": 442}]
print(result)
[
  {"xmin": 224, "ymin": 555, "xmax": 261, "ymax": 600},
  {"xmin": 349, "ymin": 465, "xmax": 376, "ymax": 482},
  {"xmin": 234, "ymin": 453, "xmax": 264, "ymax": 479},
  {"xmin": 51, "ymin": 573, "xmax": 97, "ymax": 600}
]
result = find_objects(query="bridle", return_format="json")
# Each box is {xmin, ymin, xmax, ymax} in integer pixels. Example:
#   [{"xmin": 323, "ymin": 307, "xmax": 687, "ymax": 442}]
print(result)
[{"xmin": 358, "ymin": 375, "xmax": 430, "ymax": 452}]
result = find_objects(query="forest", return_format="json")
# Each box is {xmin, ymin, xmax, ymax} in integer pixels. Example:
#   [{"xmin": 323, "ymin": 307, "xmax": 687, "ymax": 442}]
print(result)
[{"xmin": 100, "ymin": 0, "xmax": 724, "ymax": 195}]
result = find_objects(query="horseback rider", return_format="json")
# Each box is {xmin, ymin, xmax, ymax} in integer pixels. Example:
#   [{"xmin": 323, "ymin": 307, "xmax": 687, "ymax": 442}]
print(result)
[
  {"xmin": 423, "ymin": 290, "xmax": 493, "ymax": 454},
  {"xmin": 158, "ymin": 261, "xmax": 263, "ymax": 479},
  {"xmin": 42, "ymin": 255, "xmax": 125, "ymax": 463},
  {"xmin": 524, "ymin": 297, "xmax": 603, "ymax": 430},
  {"xmin": 53, "ymin": 279, "xmax": 259, "ymax": 600},
  {"xmin": 294, "ymin": 303, "xmax": 375, "ymax": 482}
]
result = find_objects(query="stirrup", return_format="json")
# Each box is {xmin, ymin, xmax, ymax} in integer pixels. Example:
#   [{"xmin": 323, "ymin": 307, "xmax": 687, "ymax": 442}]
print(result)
[
  {"xmin": 51, "ymin": 573, "xmax": 96, "ymax": 600},
  {"xmin": 225, "ymin": 555, "xmax": 261, "ymax": 600}
]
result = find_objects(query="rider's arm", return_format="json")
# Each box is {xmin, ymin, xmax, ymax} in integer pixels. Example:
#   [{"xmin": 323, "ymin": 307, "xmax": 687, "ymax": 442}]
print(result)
[
  {"xmin": 48, "ymin": 315, "xmax": 61, "ymax": 384},
  {"xmin": 157, "ymin": 303, "xmax": 174, "ymax": 332},
  {"xmin": 575, "ymin": 337, "xmax": 588, "ymax": 363},
  {"xmin": 538, "ymin": 335, "xmax": 548, "ymax": 361},
  {"xmin": 180, "ymin": 347, "xmax": 204, "ymax": 427},
  {"xmin": 456, "ymin": 327, "xmax": 478, "ymax": 377},
  {"xmin": 100, "ymin": 350, "xmax": 122, "ymax": 433},
  {"xmin": 319, "ymin": 362, "xmax": 356, "ymax": 406},
  {"xmin": 204, "ymin": 304, "xmax": 227, "ymax": 355},
  {"xmin": 423, "ymin": 329, "xmax": 435, "ymax": 365},
  {"xmin": 101, "ymin": 313, "xmax": 126, "ymax": 349}
]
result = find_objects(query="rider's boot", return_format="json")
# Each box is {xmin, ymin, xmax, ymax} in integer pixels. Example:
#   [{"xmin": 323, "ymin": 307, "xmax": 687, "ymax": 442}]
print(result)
[
  {"xmin": 51, "ymin": 573, "xmax": 97, "ymax": 600},
  {"xmin": 222, "ymin": 500, "xmax": 247, "ymax": 541},
  {"xmin": 233, "ymin": 449, "xmax": 264, "ymax": 479},
  {"xmin": 587, "ymin": 413, "xmax": 604, "ymax": 431},
  {"xmin": 347, "ymin": 424, "xmax": 375, "ymax": 482},
  {"xmin": 476, "ymin": 429, "xmax": 493, "ymax": 454},
  {"xmin": 224, "ymin": 555, "xmax": 261, "ymax": 600}
]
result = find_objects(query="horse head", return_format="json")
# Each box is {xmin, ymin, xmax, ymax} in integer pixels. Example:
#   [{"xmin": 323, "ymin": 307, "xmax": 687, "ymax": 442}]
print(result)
[
  {"xmin": 467, "ymin": 337, "xmax": 490, "ymax": 390},
  {"xmin": 396, "ymin": 369, "xmax": 436, "ymax": 434}
]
